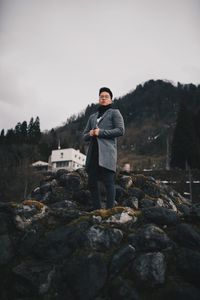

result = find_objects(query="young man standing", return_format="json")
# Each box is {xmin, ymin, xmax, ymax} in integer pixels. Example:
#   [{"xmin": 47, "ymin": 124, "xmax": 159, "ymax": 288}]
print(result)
[{"xmin": 83, "ymin": 87, "xmax": 125, "ymax": 210}]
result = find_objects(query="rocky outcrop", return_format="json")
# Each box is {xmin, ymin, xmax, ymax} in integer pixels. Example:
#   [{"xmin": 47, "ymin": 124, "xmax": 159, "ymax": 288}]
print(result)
[{"xmin": 0, "ymin": 169, "xmax": 200, "ymax": 300}]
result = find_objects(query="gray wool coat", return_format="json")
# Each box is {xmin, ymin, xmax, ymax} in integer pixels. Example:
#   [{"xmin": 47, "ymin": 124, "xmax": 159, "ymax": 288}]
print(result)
[{"xmin": 83, "ymin": 108, "xmax": 125, "ymax": 172}]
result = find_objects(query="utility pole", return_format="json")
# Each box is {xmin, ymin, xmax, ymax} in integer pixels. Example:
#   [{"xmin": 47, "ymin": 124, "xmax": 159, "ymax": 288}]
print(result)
[
  {"xmin": 186, "ymin": 160, "xmax": 193, "ymax": 203},
  {"xmin": 166, "ymin": 135, "xmax": 170, "ymax": 170}
]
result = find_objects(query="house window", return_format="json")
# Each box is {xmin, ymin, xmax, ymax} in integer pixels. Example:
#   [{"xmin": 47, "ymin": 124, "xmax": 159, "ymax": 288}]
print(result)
[{"xmin": 56, "ymin": 161, "xmax": 69, "ymax": 168}]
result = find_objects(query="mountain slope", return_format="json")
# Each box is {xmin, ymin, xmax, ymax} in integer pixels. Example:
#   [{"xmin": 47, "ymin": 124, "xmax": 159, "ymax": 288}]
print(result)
[{"xmin": 50, "ymin": 79, "xmax": 200, "ymax": 170}]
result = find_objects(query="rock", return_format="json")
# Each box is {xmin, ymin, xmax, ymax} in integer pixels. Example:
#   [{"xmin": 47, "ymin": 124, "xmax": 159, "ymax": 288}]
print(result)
[
  {"xmin": 55, "ymin": 168, "xmax": 69, "ymax": 179},
  {"xmin": 129, "ymin": 187, "xmax": 145, "ymax": 200},
  {"xmin": 176, "ymin": 223, "xmax": 200, "ymax": 249},
  {"xmin": 115, "ymin": 185, "xmax": 127, "ymax": 203},
  {"xmin": 40, "ymin": 182, "xmax": 52, "ymax": 194},
  {"xmin": 142, "ymin": 207, "xmax": 180, "ymax": 225},
  {"xmin": 177, "ymin": 204, "xmax": 191, "ymax": 216},
  {"xmin": 65, "ymin": 253, "xmax": 107, "ymax": 300},
  {"xmin": 176, "ymin": 248, "xmax": 200, "ymax": 284},
  {"xmin": 131, "ymin": 252, "xmax": 166, "ymax": 287},
  {"xmin": 87, "ymin": 225, "xmax": 123, "ymax": 250},
  {"xmin": 132, "ymin": 174, "xmax": 148, "ymax": 188},
  {"xmin": 190, "ymin": 203, "xmax": 200, "ymax": 221},
  {"xmin": 106, "ymin": 211, "xmax": 137, "ymax": 224},
  {"xmin": 119, "ymin": 175, "xmax": 133, "ymax": 189},
  {"xmin": 142, "ymin": 182, "xmax": 161, "ymax": 198},
  {"xmin": 163, "ymin": 285, "xmax": 200, "ymax": 300},
  {"xmin": 160, "ymin": 194, "xmax": 178, "ymax": 211},
  {"xmin": 32, "ymin": 226, "xmax": 73, "ymax": 260},
  {"xmin": 0, "ymin": 212, "xmax": 9, "ymax": 234},
  {"xmin": 0, "ymin": 170, "xmax": 197, "ymax": 300},
  {"xmin": 110, "ymin": 277, "xmax": 140, "ymax": 300},
  {"xmin": 110, "ymin": 244, "xmax": 136, "ymax": 275},
  {"xmin": 58, "ymin": 173, "xmax": 82, "ymax": 191},
  {"xmin": 73, "ymin": 189, "xmax": 91, "ymax": 206},
  {"xmin": 0, "ymin": 234, "xmax": 14, "ymax": 265},
  {"xmin": 50, "ymin": 200, "xmax": 78, "ymax": 210},
  {"xmin": 13, "ymin": 260, "xmax": 55, "ymax": 296},
  {"xmin": 48, "ymin": 186, "xmax": 71, "ymax": 203},
  {"xmin": 139, "ymin": 198, "xmax": 155, "ymax": 209},
  {"xmin": 122, "ymin": 197, "xmax": 139, "ymax": 209},
  {"xmin": 128, "ymin": 224, "xmax": 172, "ymax": 251}
]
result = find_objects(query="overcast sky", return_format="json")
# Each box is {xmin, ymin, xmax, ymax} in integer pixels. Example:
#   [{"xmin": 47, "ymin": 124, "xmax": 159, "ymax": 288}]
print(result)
[{"xmin": 0, "ymin": 0, "xmax": 199, "ymax": 131}]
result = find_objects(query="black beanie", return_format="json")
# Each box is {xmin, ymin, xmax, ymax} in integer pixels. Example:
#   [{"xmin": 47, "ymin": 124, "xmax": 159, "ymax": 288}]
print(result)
[{"xmin": 99, "ymin": 87, "xmax": 113, "ymax": 99}]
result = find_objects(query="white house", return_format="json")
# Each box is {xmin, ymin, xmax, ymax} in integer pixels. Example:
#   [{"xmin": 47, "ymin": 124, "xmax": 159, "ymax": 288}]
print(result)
[
  {"xmin": 31, "ymin": 160, "xmax": 49, "ymax": 171},
  {"xmin": 49, "ymin": 148, "xmax": 86, "ymax": 171}
]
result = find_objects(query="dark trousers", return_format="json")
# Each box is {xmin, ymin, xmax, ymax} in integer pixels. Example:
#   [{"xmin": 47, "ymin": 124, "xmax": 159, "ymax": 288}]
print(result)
[{"xmin": 87, "ymin": 165, "xmax": 116, "ymax": 210}]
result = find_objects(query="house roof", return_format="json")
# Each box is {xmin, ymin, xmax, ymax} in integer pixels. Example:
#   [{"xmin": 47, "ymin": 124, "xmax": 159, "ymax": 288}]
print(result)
[{"xmin": 32, "ymin": 160, "xmax": 49, "ymax": 167}]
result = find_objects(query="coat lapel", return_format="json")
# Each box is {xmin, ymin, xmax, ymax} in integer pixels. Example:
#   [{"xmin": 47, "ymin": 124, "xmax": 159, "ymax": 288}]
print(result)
[
  {"xmin": 97, "ymin": 108, "xmax": 111, "ymax": 125},
  {"xmin": 92, "ymin": 112, "xmax": 98, "ymax": 128}
]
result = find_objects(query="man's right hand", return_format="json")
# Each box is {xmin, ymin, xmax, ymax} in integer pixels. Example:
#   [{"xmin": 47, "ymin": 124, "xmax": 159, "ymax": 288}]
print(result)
[{"xmin": 89, "ymin": 129, "xmax": 95, "ymax": 136}]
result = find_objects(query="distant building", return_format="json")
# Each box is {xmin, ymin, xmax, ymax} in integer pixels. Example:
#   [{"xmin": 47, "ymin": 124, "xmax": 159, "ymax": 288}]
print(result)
[
  {"xmin": 31, "ymin": 160, "xmax": 49, "ymax": 171},
  {"xmin": 49, "ymin": 148, "xmax": 86, "ymax": 171}
]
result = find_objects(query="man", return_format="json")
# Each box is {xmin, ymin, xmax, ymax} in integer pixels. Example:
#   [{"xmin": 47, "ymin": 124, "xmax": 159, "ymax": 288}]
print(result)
[{"xmin": 83, "ymin": 87, "xmax": 125, "ymax": 210}]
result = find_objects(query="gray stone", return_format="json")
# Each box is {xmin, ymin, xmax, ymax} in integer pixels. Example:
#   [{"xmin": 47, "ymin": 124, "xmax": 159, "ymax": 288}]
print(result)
[
  {"xmin": 119, "ymin": 175, "xmax": 133, "ymax": 189},
  {"xmin": 190, "ymin": 203, "xmax": 200, "ymax": 221},
  {"xmin": 115, "ymin": 185, "xmax": 128, "ymax": 203},
  {"xmin": 122, "ymin": 197, "xmax": 139, "ymax": 209},
  {"xmin": 110, "ymin": 244, "xmax": 136, "ymax": 275},
  {"xmin": 176, "ymin": 248, "xmax": 200, "ymax": 284},
  {"xmin": 177, "ymin": 204, "xmax": 191, "ymax": 216},
  {"xmin": 87, "ymin": 225, "xmax": 123, "ymax": 250},
  {"xmin": 0, "ymin": 234, "xmax": 14, "ymax": 265},
  {"xmin": 142, "ymin": 182, "xmax": 161, "ymax": 198},
  {"xmin": 128, "ymin": 187, "xmax": 145, "ymax": 200},
  {"xmin": 13, "ymin": 260, "xmax": 55, "ymax": 296},
  {"xmin": 50, "ymin": 200, "xmax": 77, "ymax": 210},
  {"xmin": 176, "ymin": 223, "xmax": 200, "ymax": 249},
  {"xmin": 65, "ymin": 253, "xmax": 107, "ymax": 300},
  {"xmin": 142, "ymin": 207, "xmax": 179, "ymax": 225},
  {"xmin": 131, "ymin": 252, "xmax": 166, "ymax": 287},
  {"xmin": 110, "ymin": 277, "xmax": 140, "ymax": 300},
  {"xmin": 139, "ymin": 198, "xmax": 155, "ymax": 209},
  {"xmin": 0, "ymin": 212, "xmax": 9, "ymax": 234},
  {"xmin": 163, "ymin": 285, "xmax": 200, "ymax": 300},
  {"xmin": 40, "ymin": 182, "xmax": 52, "ymax": 194},
  {"xmin": 58, "ymin": 173, "xmax": 82, "ymax": 191},
  {"xmin": 128, "ymin": 224, "xmax": 172, "ymax": 251}
]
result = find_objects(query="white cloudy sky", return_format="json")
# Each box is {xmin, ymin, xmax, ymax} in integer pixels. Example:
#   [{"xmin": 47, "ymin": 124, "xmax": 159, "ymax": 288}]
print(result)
[{"xmin": 0, "ymin": 0, "xmax": 199, "ymax": 131}]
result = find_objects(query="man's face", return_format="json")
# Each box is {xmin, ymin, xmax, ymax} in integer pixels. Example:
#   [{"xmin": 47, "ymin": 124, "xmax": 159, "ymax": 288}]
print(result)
[{"xmin": 99, "ymin": 92, "xmax": 112, "ymax": 106}]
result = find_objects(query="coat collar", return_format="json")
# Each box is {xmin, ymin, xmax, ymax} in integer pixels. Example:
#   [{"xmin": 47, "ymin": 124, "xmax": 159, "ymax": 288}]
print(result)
[{"xmin": 93, "ymin": 108, "xmax": 112, "ymax": 127}]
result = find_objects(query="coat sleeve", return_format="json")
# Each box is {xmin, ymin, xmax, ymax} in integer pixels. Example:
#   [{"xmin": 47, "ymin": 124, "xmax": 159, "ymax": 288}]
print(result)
[
  {"xmin": 82, "ymin": 116, "xmax": 92, "ymax": 142},
  {"xmin": 98, "ymin": 109, "xmax": 125, "ymax": 139}
]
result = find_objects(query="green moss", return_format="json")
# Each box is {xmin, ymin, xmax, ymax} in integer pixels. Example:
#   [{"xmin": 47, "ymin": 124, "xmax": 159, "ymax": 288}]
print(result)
[
  {"xmin": 67, "ymin": 214, "xmax": 92, "ymax": 226},
  {"xmin": 91, "ymin": 206, "xmax": 141, "ymax": 219}
]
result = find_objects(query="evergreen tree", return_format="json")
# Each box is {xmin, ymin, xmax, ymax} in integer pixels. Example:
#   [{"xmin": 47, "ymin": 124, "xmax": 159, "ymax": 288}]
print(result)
[
  {"xmin": 14, "ymin": 122, "xmax": 22, "ymax": 143},
  {"xmin": 27, "ymin": 117, "xmax": 41, "ymax": 144},
  {"xmin": 171, "ymin": 104, "xmax": 200, "ymax": 169},
  {"xmin": 5, "ymin": 129, "xmax": 15, "ymax": 144},
  {"xmin": 27, "ymin": 117, "xmax": 34, "ymax": 143},
  {"xmin": 20, "ymin": 121, "xmax": 28, "ymax": 143},
  {"xmin": 0, "ymin": 129, "xmax": 5, "ymax": 144}
]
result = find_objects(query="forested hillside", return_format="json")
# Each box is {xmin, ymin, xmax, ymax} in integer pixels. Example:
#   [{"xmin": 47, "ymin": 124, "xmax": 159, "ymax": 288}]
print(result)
[{"xmin": 0, "ymin": 79, "xmax": 200, "ymax": 202}]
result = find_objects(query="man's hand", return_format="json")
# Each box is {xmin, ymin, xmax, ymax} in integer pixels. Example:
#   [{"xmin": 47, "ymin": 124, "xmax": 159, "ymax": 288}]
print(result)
[
  {"xmin": 93, "ymin": 128, "xmax": 100, "ymax": 136},
  {"xmin": 89, "ymin": 128, "xmax": 100, "ymax": 137}
]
